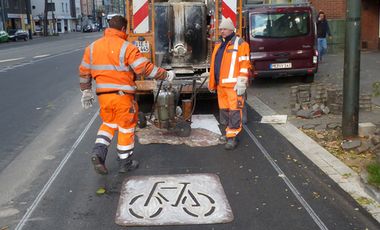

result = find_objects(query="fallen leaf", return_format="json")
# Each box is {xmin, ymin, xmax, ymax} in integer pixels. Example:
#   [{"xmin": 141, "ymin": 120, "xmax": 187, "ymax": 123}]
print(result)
[{"xmin": 96, "ymin": 187, "xmax": 107, "ymax": 195}]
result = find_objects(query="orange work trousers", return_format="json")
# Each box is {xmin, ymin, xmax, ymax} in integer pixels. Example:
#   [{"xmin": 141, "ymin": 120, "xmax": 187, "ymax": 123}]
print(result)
[
  {"xmin": 95, "ymin": 93, "xmax": 138, "ymax": 159},
  {"xmin": 217, "ymin": 85, "xmax": 244, "ymax": 138}
]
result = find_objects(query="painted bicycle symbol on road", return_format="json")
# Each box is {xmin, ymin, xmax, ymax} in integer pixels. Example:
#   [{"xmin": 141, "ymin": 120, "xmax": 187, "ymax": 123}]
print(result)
[{"xmin": 128, "ymin": 181, "xmax": 216, "ymax": 219}]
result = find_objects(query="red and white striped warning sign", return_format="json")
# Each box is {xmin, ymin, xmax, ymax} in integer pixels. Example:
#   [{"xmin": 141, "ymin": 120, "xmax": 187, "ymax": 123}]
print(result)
[
  {"xmin": 133, "ymin": 0, "xmax": 149, "ymax": 33},
  {"xmin": 221, "ymin": 0, "xmax": 237, "ymax": 26}
]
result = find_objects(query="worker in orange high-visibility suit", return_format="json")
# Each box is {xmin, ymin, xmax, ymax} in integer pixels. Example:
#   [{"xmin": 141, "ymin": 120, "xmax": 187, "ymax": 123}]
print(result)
[
  {"xmin": 79, "ymin": 16, "xmax": 175, "ymax": 175},
  {"xmin": 209, "ymin": 17, "xmax": 251, "ymax": 150}
]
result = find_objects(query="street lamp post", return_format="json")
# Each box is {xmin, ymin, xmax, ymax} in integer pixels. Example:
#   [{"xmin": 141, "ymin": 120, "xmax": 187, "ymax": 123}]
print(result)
[
  {"xmin": 92, "ymin": 0, "xmax": 95, "ymax": 22},
  {"xmin": 342, "ymin": 0, "xmax": 362, "ymax": 138}
]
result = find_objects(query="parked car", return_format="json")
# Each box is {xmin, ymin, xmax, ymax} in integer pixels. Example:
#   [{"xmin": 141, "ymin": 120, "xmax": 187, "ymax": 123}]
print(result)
[
  {"xmin": 8, "ymin": 29, "xmax": 29, "ymax": 41},
  {"xmin": 0, "ymin": 30, "xmax": 9, "ymax": 42},
  {"xmin": 34, "ymin": 26, "xmax": 43, "ymax": 35},
  {"xmin": 244, "ymin": 3, "xmax": 318, "ymax": 83},
  {"xmin": 82, "ymin": 24, "xmax": 93, "ymax": 33}
]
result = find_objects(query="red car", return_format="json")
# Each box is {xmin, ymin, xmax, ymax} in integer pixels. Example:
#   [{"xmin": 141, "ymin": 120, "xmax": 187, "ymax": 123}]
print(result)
[{"xmin": 244, "ymin": 3, "xmax": 318, "ymax": 82}]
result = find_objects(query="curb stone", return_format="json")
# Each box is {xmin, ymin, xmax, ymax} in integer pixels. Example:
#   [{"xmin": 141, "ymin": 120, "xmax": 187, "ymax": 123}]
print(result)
[{"xmin": 247, "ymin": 94, "xmax": 380, "ymax": 223}]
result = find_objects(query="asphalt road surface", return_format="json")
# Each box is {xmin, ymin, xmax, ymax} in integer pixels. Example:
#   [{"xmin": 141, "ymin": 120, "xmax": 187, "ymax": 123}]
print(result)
[{"xmin": 0, "ymin": 32, "xmax": 379, "ymax": 230}]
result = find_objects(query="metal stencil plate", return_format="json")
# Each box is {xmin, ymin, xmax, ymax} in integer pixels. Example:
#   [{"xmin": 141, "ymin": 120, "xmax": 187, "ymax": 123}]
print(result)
[{"xmin": 115, "ymin": 173, "xmax": 234, "ymax": 226}]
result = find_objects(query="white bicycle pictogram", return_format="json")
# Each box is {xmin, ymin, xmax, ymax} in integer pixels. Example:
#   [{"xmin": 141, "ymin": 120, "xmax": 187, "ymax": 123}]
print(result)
[{"xmin": 128, "ymin": 181, "xmax": 216, "ymax": 219}]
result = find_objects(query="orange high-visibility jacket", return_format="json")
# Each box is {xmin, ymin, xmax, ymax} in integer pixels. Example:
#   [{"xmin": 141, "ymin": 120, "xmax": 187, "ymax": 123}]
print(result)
[
  {"xmin": 79, "ymin": 28, "xmax": 165, "ymax": 94},
  {"xmin": 209, "ymin": 35, "xmax": 251, "ymax": 90}
]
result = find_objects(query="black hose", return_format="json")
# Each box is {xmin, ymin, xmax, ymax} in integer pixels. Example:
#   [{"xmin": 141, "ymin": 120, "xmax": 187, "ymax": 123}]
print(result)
[
  {"xmin": 189, "ymin": 76, "xmax": 208, "ymax": 117},
  {"xmin": 149, "ymin": 80, "xmax": 164, "ymax": 121}
]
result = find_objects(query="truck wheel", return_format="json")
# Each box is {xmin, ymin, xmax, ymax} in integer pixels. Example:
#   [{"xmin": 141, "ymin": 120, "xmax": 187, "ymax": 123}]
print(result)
[{"xmin": 303, "ymin": 74, "xmax": 314, "ymax": 83}]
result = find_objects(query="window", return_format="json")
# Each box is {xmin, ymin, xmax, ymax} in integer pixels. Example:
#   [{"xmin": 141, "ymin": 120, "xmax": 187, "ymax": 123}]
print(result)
[
  {"xmin": 251, "ymin": 12, "xmax": 310, "ymax": 38},
  {"xmin": 62, "ymin": 3, "xmax": 64, "ymax": 12},
  {"xmin": 66, "ymin": 3, "xmax": 68, "ymax": 12}
]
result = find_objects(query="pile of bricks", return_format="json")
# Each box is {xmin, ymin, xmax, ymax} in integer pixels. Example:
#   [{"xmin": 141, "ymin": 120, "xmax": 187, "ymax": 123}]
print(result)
[
  {"xmin": 326, "ymin": 88, "xmax": 372, "ymax": 114},
  {"xmin": 360, "ymin": 94, "xmax": 372, "ymax": 111},
  {"xmin": 326, "ymin": 88, "xmax": 343, "ymax": 115},
  {"xmin": 289, "ymin": 83, "xmax": 373, "ymax": 119}
]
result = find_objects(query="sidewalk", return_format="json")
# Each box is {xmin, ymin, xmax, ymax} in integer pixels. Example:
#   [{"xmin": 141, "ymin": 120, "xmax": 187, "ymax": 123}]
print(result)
[{"xmin": 249, "ymin": 51, "xmax": 380, "ymax": 222}]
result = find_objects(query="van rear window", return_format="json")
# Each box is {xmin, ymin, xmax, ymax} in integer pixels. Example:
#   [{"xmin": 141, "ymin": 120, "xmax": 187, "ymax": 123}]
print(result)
[{"xmin": 250, "ymin": 12, "xmax": 310, "ymax": 38}]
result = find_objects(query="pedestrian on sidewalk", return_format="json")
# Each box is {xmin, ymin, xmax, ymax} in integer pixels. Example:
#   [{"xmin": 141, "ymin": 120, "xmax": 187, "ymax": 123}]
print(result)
[
  {"xmin": 317, "ymin": 11, "xmax": 332, "ymax": 62},
  {"xmin": 208, "ymin": 17, "xmax": 251, "ymax": 150},
  {"xmin": 78, "ymin": 15, "xmax": 175, "ymax": 175}
]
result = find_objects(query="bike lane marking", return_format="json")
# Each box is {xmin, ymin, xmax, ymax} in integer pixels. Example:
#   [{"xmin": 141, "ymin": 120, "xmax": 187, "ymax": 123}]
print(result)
[
  {"xmin": 116, "ymin": 173, "xmax": 233, "ymax": 226},
  {"xmin": 243, "ymin": 124, "xmax": 329, "ymax": 230}
]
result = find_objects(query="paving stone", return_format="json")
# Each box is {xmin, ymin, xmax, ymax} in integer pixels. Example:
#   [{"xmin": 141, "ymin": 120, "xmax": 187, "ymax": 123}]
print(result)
[
  {"xmin": 327, "ymin": 123, "xmax": 341, "ymax": 130},
  {"xmin": 341, "ymin": 139, "xmax": 361, "ymax": 151},
  {"xmin": 371, "ymin": 143, "xmax": 380, "ymax": 152},
  {"xmin": 302, "ymin": 124, "xmax": 317, "ymax": 129},
  {"xmin": 315, "ymin": 124, "xmax": 327, "ymax": 131},
  {"xmin": 298, "ymin": 91, "xmax": 310, "ymax": 98},
  {"xmin": 312, "ymin": 104, "xmax": 320, "ymax": 110},
  {"xmin": 375, "ymin": 128, "xmax": 380, "ymax": 135},
  {"xmin": 298, "ymin": 84, "xmax": 311, "ymax": 91},
  {"xmin": 359, "ymin": 122, "xmax": 377, "ymax": 137},
  {"xmin": 312, "ymin": 109, "xmax": 323, "ymax": 118},
  {"xmin": 322, "ymin": 106, "xmax": 330, "ymax": 114},
  {"xmin": 356, "ymin": 142, "xmax": 370, "ymax": 154},
  {"xmin": 371, "ymin": 135, "xmax": 380, "ymax": 145},
  {"xmin": 296, "ymin": 109, "xmax": 313, "ymax": 119}
]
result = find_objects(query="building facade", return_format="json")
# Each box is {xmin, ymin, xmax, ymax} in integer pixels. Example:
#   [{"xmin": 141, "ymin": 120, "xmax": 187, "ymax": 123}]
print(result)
[
  {"xmin": 311, "ymin": 0, "xmax": 380, "ymax": 50},
  {"xmin": 0, "ymin": 0, "xmax": 32, "ymax": 32},
  {"xmin": 31, "ymin": 0, "xmax": 80, "ymax": 34}
]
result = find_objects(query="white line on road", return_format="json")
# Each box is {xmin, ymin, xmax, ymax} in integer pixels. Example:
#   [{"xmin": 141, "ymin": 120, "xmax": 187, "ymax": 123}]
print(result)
[
  {"xmin": 33, "ymin": 54, "xmax": 50, "ymax": 58},
  {"xmin": 243, "ymin": 125, "xmax": 329, "ymax": 230},
  {"xmin": 0, "ymin": 57, "xmax": 25, "ymax": 63},
  {"xmin": 0, "ymin": 48, "xmax": 84, "ymax": 73},
  {"xmin": 15, "ymin": 110, "xmax": 99, "ymax": 230}
]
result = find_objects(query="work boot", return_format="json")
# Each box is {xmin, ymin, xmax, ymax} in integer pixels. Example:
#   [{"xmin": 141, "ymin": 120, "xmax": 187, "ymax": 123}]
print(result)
[
  {"xmin": 225, "ymin": 138, "xmax": 238, "ymax": 150},
  {"xmin": 118, "ymin": 159, "xmax": 139, "ymax": 173},
  {"xmin": 219, "ymin": 135, "xmax": 227, "ymax": 144},
  {"xmin": 91, "ymin": 155, "xmax": 108, "ymax": 175}
]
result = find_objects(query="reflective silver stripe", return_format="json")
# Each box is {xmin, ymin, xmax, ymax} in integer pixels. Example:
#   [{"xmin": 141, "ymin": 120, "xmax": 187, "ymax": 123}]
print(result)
[
  {"xmin": 227, "ymin": 38, "xmax": 240, "ymax": 80},
  {"xmin": 117, "ymin": 143, "xmax": 134, "ymax": 151},
  {"xmin": 103, "ymin": 122, "xmax": 118, "ymax": 129},
  {"xmin": 222, "ymin": 78, "xmax": 238, "ymax": 83},
  {"xmin": 240, "ymin": 68, "xmax": 249, "ymax": 73},
  {"xmin": 119, "ymin": 41, "xmax": 130, "ymax": 69},
  {"xmin": 147, "ymin": 66, "xmax": 159, "ymax": 79},
  {"xmin": 95, "ymin": 138, "xmax": 111, "ymax": 146},
  {"xmin": 239, "ymin": 56, "xmax": 250, "ymax": 62},
  {"xmin": 88, "ymin": 41, "xmax": 131, "ymax": 72},
  {"xmin": 118, "ymin": 126, "xmax": 135, "ymax": 134},
  {"xmin": 80, "ymin": 77, "xmax": 91, "ymax": 83},
  {"xmin": 89, "ymin": 64, "xmax": 130, "ymax": 71},
  {"xmin": 97, "ymin": 130, "xmax": 113, "ymax": 139},
  {"xmin": 130, "ymin": 57, "xmax": 148, "ymax": 70},
  {"xmin": 96, "ymin": 83, "xmax": 136, "ymax": 92},
  {"xmin": 81, "ymin": 60, "xmax": 91, "ymax": 69},
  {"xmin": 118, "ymin": 150, "xmax": 133, "ymax": 159},
  {"xmin": 89, "ymin": 42, "xmax": 95, "ymax": 65}
]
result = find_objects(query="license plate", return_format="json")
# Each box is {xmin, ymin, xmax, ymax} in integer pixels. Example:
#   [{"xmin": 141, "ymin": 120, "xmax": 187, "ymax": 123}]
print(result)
[
  {"xmin": 270, "ymin": 63, "xmax": 292, "ymax": 69},
  {"xmin": 133, "ymin": 41, "xmax": 150, "ymax": 53}
]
